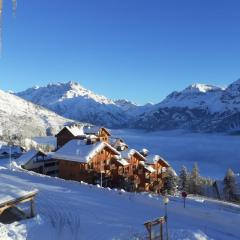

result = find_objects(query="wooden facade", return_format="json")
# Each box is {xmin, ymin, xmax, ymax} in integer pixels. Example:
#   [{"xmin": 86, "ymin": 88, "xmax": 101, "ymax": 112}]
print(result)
[
  {"xmin": 54, "ymin": 126, "xmax": 171, "ymax": 193},
  {"xmin": 98, "ymin": 128, "xmax": 111, "ymax": 143},
  {"xmin": 56, "ymin": 127, "xmax": 82, "ymax": 149},
  {"xmin": 56, "ymin": 126, "xmax": 111, "ymax": 149},
  {"xmin": 58, "ymin": 145, "xmax": 118, "ymax": 185}
]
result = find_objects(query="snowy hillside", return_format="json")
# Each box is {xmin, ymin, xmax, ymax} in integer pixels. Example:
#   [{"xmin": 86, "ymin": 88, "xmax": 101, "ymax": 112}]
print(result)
[
  {"xmin": 17, "ymin": 82, "xmax": 132, "ymax": 128},
  {"xmin": 17, "ymin": 79, "xmax": 240, "ymax": 132},
  {"xmin": 0, "ymin": 89, "xmax": 73, "ymax": 138},
  {"xmin": 0, "ymin": 164, "xmax": 239, "ymax": 240}
]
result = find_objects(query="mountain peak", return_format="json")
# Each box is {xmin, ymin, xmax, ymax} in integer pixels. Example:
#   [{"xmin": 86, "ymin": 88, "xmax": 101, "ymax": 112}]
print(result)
[{"xmin": 184, "ymin": 83, "xmax": 222, "ymax": 93}]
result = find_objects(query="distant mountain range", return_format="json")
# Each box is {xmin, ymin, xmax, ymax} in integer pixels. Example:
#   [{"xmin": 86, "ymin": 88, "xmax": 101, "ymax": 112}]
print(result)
[
  {"xmin": 0, "ymin": 89, "xmax": 73, "ymax": 138},
  {"xmin": 16, "ymin": 79, "xmax": 240, "ymax": 133}
]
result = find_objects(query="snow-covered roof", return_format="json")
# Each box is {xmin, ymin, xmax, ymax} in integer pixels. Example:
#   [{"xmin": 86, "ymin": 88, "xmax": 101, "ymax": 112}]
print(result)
[
  {"xmin": 121, "ymin": 149, "xmax": 146, "ymax": 161},
  {"xmin": 17, "ymin": 149, "xmax": 39, "ymax": 166},
  {"xmin": 146, "ymin": 154, "xmax": 170, "ymax": 167},
  {"xmin": 144, "ymin": 165, "xmax": 156, "ymax": 173},
  {"xmin": 65, "ymin": 125, "xmax": 84, "ymax": 137},
  {"xmin": 53, "ymin": 139, "xmax": 119, "ymax": 163},
  {"xmin": 83, "ymin": 126, "xmax": 111, "ymax": 136},
  {"xmin": 116, "ymin": 158, "xmax": 129, "ymax": 166}
]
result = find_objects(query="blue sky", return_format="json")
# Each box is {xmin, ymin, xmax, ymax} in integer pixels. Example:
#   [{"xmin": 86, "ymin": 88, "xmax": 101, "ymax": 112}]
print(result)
[{"xmin": 0, "ymin": 0, "xmax": 240, "ymax": 104}]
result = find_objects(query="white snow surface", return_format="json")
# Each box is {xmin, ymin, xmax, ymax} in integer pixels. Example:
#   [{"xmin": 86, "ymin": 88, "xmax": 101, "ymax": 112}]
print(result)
[
  {"xmin": 53, "ymin": 139, "xmax": 119, "ymax": 163},
  {"xmin": 0, "ymin": 163, "xmax": 239, "ymax": 240},
  {"xmin": 0, "ymin": 89, "xmax": 73, "ymax": 137}
]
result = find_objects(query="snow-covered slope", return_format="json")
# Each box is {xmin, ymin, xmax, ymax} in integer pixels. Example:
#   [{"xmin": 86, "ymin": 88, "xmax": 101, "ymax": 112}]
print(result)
[
  {"xmin": 0, "ymin": 89, "xmax": 72, "ymax": 138},
  {"xmin": 17, "ymin": 79, "xmax": 240, "ymax": 132},
  {"xmin": 17, "ymin": 82, "xmax": 132, "ymax": 128},
  {"xmin": 0, "ymin": 165, "xmax": 239, "ymax": 240}
]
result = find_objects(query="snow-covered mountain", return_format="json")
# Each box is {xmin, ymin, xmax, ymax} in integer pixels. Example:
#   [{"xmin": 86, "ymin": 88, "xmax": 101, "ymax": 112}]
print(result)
[
  {"xmin": 135, "ymin": 80, "xmax": 240, "ymax": 132},
  {"xmin": 0, "ymin": 89, "xmax": 73, "ymax": 138},
  {"xmin": 17, "ymin": 81, "xmax": 133, "ymax": 128},
  {"xmin": 17, "ymin": 79, "xmax": 240, "ymax": 133}
]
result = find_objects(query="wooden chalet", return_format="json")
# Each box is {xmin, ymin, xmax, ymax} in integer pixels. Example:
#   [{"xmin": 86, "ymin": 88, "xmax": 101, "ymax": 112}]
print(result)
[
  {"xmin": 110, "ymin": 138, "xmax": 128, "ymax": 151},
  {"xmin": 53, "ymin": 139, "xmax": 119, "ymax": 184},
  {"xmin": 55, "ymin": 124, "xmax": 84, "ymax": 148},
  {"xmin": 53, "ymin": 124, "xmax": 173, "ymax": 193},
  {"xmin": 56, "ymin": 125, "xmax": 111, "ymax": 149},
  {"xmin": 108, "ymin": 155, "xmax": 130, "ymax": 188},
  {"xmin": 120, "ymin": 149, "xmax": 147, "ymax": 191},
  {"xmin": 144, "ymin": 155, "xmax": 171, "ymax": 193},
  {"xmin": 83, "ymin": 126, "xmax": 111, "ymax": 143}
]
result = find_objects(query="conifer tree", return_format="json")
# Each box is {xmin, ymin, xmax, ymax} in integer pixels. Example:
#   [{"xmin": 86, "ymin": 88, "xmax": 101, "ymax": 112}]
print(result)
[
  {"xmin": 223, "ymin": 168, "xmax": 236, "ymax": 202},
  {"xmin": 179, "ymin": 165, "xmax": 189, "ymax": 192},
  {"xmin": 164, "ymin": 167, "xmax": 178, "ymax": 194},
  {"xmin": 189, "ymin": 162, "xmax": 202, "ymax": 195}
]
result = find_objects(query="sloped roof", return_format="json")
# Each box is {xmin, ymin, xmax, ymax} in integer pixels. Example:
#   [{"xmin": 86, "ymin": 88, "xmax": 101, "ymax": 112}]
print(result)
[
  {"xmin": 17, "ymin": 149, "xmax": 39, "ymax": 166},
  {"xmin": 53, "ymin": 139, "xmax": 119, "ymax": 163},
  {"xmin": 144, "ymin": 165, "xmax": 156, "ymax": 173},
  {"xmin": 83, "ymin": 126, "xmax": 111, "ymax": 136},
  {"xmin": 65, "ymin": 125, "xmax": 84, "ymax": 137},
  {"xmin": 146, "ymin": 154, "xmax": 170, "ymax": 167},
  {"xmin": 116, "ymin": 158, "xmax": 129, "ymax": 166},
  {"xmin": 121, "ymin": 149, "xmax": 146, "ymax": 161}
]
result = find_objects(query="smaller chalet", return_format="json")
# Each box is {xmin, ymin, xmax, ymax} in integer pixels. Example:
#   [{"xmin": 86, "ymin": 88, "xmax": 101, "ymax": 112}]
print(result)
[
  {"xmin": 110, "ymin": 138, "xmax": 128, "ymax": 151},
  {"xmin": 53, "ymin": 139, "xmax": 119, "ymax": 184},
  {"xmin": 17, "ymin": 149, "xmax": 58, "ymax": 176},
  {"xmin": 56, "ymin": 124, "xmax": 111, "ymax": 149},
  {"xmin": 83, "ymin": 126, "xmax": 111, "ymax": 143},
  {"xmin": 120, "ymin": 149, "xmax": 147, "ymax": 191},
  {"xmin": 145, "ymin": 154, "xmax": 170, "ymax": 175},
  {"xmin": 56, "ymin": 124, "xmax": 85, "ymax": 148}
]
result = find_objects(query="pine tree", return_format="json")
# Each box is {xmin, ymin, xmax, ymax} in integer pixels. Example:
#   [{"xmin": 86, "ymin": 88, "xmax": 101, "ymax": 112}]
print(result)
[
  {"xmin": 179, "ymin": 165, "xmax": 189, "ymax": 192},
  {"xmin": 223, "ymin": 168, "xmax": 236, "ymax": 202},
  {"xmin": 164, "ymin": 167, "xmax": 178, "ymax": 195},
  {"xmin": 189, "ymin": 163, "xmax": 202, "ymax": 195}
]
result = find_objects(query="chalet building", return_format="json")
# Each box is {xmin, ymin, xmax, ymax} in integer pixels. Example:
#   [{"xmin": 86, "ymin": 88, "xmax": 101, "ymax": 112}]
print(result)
[
  {"xmin": 110, "ymin": 138, "xmax": 128, "ymax": 151},
  {"xmin": 56, "ymin": 124, "xmax": 111, "ymax": 149},
  {"xmin": 120, "ymin": 149, "xmax": 147, "ymax": 191},
  {"xmin": 53, "ymin": 139, "xmax": 119, "ymax": 184},
  {"xmin": 144, "ymin": 155, "xmax": 171, "ymax": 193},
  {"xmin": 83, "ymin": 126, "xmax": 111, "ymax": 143},
  {"xmin": 55, "ymin": 124, "xmax": 85, "ymax": 149},
  {"xmin": 108, "ymin": 155, "xmax": 130, "ymax": 188},
  {"xmin": 18, "ymin": 149, "xmax": 58, "ymax": 176}
]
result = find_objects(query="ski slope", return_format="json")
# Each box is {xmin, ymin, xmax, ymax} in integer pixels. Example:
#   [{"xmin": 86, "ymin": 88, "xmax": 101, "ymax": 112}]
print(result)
[{"xmin": 0, "ymin": 163, "xmax": 239, "ymax": 240}]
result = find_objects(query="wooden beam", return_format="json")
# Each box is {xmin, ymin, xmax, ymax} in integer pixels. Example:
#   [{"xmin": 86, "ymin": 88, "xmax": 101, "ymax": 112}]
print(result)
[{"xmin": 0, "ymin": 191, "xmax": 37, "ymax": 216}]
